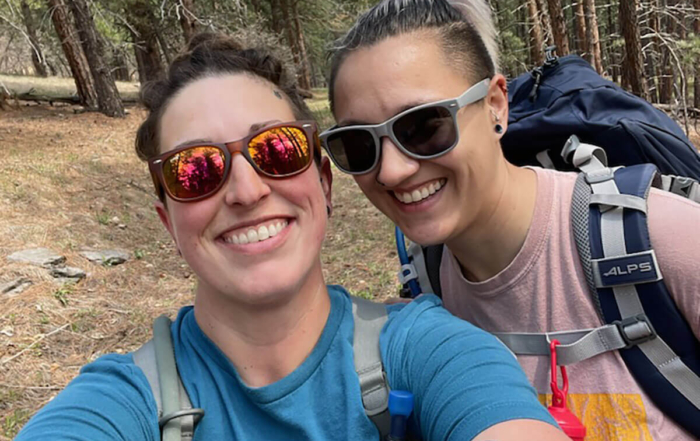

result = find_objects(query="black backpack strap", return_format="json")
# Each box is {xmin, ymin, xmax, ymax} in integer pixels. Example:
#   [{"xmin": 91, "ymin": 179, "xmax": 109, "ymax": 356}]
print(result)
[
  {"xmin": 422, "ymin": 245, "xmax": 444, "ymax": 297},
  {"xmin": 351, "ymin": 296, "xmax": 391, "ymax": 438},
  {"xmin": 133, "ymin": 315, "xmax": 204, "ymax": 441},
  {"xmin": 568, "ymin": 138, "xmax": 700, "ymax": 437}
]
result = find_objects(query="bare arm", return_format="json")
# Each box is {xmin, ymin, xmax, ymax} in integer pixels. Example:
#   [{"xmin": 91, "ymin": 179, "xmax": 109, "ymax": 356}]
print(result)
[{"xmin": 474, "ymin": 419, "xmax": 570, "ymax": 441}]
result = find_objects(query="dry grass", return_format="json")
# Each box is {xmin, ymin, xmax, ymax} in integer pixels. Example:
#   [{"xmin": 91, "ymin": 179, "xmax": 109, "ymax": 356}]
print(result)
[{"xmin": 0, "ymin": 102, "xmax": 398, "ymax": 439}]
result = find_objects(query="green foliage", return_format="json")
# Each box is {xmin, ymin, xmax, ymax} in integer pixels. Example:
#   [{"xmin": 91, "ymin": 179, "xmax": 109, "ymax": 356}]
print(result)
[{"xmin": 2, "ymin": 408, "xmax": 30, "ymax": 438}]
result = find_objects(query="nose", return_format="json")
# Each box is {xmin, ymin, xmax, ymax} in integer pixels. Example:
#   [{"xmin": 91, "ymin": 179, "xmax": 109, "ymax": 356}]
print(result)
[
  {"xmin": 375, "ymin": 137, "xmax": 420, "ymax": 187},
  {"xmin": 222, "ymin": 154, "xmax": 271, "ymax": 206}
]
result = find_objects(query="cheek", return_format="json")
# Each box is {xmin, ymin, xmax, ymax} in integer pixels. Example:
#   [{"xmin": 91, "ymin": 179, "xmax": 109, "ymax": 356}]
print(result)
[
  {"xmin": 353, "ymin": 175, "xmax": 381, "ymax": 198},
  {"xmin": 169, "ymin": 201, "xmax": 217, "ymax": 242}
]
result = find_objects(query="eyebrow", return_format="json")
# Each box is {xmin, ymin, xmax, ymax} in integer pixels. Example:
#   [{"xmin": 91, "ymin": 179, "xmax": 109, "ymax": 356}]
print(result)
[
  {"xmin": 172, "ymin": 120, "xmax": 283, "ymax": 148},
  {"xmin": 337, "ymin": 100, "xmax": 436, "ymax": 127}
]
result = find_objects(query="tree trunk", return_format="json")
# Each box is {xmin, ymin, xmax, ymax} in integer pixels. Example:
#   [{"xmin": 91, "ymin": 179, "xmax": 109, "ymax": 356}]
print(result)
[
  {"xmin": 178, "ymin": 0, "xmax": 197, "ymax": 44},
  {"xmin": 127, "ymin": 1, "xmax": 165, "ymax": 83},
  {"xmin": 278, "ymin": 0, "xmax": 305, "ymax": 87},
  {"xmin": 291, "ymin": 0, "xmax": 311, "ymax": 90},
  {"xmin": 574, "ymin": 0, "xmax": 587, "ymax": 55},
  {"xmin": 608, "ymin": 0, "xmax": 619, "ymax": 83},
  {"xmin": 269, "ymin": 0, "xmax": 282, "ymax": 36},
  {"xmin": 620, "ymin": 0, "xmax": 648, "ymax": 99},
  {"xmin": 659, "ymin": 0, "xmax": 674, "ymax": 104},
  {"xmin": 112, "ymin": 50, "xmax": 129, "ymax": 82},
  {"xmin": 583, "ymin": 0, "xmax": 603, "ymax": 73},
  {"xmin": 546, "ymin": 0, "xmax": 570, "ymax": 55},
  {"xmin": 695, "ymin": 0, "xmax": 700, "ymax": 109},
  {"xmin": 47, "ymin": 0, "xmax": 97, "ymax": 108},
  {"xmin": 647, "ymin": 0, "xmax": 662, "ymax": 103},
  {"xmin": 534, "ymin": 0, "xmax": 553, "ymax": 47},
  {"xmin": 21, "ymin": 0, "xmax": 48, "ymax": 77},
  {"xmin": 527, "ymin": 0, "xmax": 545, "ymax": 65},
  {"xmin": 69, "ymin": 0, "xmax": 124, "ymax": 117}
]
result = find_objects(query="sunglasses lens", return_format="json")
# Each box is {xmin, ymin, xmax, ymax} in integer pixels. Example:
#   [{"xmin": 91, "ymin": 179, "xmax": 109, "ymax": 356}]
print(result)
[
  {"xmin": 325, "ymin": 130, "xmax": 376, "ymax": 173},
  {"xmin": 249, "ymin": 127, "xmax": 311, "ymax": 176},
  {"xmin": 162, "ymin": 146, "xmax": 226, "ymax": 199},
  {"xmin": 393, "ymin": 106, "xmax": 456, "ymax": 156}
]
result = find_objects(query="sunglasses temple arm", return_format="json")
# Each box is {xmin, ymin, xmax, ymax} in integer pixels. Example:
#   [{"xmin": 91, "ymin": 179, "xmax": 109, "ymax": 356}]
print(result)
[{"xmin": 456, "ymin": 78, "xmax": 491, "ymax": 107}]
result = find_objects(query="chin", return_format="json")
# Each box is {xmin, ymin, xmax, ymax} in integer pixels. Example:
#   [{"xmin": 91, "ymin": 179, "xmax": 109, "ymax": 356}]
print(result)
[{"xmin": 400, "ymin": 221, "xmax": 451, "ymax": 247}]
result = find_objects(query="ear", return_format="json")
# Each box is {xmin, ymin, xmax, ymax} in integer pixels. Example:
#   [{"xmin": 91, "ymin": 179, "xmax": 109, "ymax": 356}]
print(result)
[
  {"xmin": 154, "ymin": 200, "xmax": 177, "ymax": 245},
  {"xmin": 319, "ymin": 157, "xmax": 333, "ymax": 213},
  {"xmin": 487, "ymin": 74, "xmax": 509, "ymax": 137}
]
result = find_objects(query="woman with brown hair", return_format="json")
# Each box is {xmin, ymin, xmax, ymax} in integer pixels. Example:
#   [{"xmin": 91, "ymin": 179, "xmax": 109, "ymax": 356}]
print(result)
[{"xmin": 15, "ymin": 34, "xmax": 564, "ymax": 441}]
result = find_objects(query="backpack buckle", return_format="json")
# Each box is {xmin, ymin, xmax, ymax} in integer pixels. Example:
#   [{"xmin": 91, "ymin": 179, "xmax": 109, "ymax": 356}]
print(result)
[{"xmin": 614, "ymin": 314, "xmax": 657, "ymax": 349}]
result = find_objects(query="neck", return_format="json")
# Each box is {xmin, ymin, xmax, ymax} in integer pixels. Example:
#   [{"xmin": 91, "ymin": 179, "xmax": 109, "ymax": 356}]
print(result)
[
  {"xmin": 193, "ymin": 263, "xmax": 331, "ymax": 387},
  {"xmin": 446, "ymin": 162, "xmax": 537, "ymax": 282}
]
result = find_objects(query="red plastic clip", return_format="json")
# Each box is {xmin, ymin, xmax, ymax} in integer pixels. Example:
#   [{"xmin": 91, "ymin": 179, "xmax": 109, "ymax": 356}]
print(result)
[
  {"xmin": 550, "ymin": 339, "xmax": 569, "ymax": 408},
  {"xmin": 548, "ymin": 340, "xmax": 586, "ymax": 441}
]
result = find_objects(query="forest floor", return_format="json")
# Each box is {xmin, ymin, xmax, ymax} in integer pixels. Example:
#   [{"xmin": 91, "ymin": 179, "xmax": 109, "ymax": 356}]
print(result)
[
  {"xmin": 0, "ymin": 95, "xmax": 397, "ymax": 438},
  {"xmin": 0, "ymin": 78, "xmax": 699, "ymax": 439}
]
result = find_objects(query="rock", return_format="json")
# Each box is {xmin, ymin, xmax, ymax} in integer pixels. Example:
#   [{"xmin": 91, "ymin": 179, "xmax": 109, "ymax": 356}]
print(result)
[
  {"xmin": 1, "ymin": 278, "xmax": 32, "ymax": 296},
  {"xmin": 117, "ymin": 224, "xmax": 127, "ymax": 230},
  {"xmin": 50, "ymin": 266, "xmax": 86, "ymax": 280},
  {"xmin": 80, "ymin": 249, "xmax": 130, "ymax": 266},
  {"xmin": 7, "ymin": 248, "xmax": 65, "ymax": 267}
]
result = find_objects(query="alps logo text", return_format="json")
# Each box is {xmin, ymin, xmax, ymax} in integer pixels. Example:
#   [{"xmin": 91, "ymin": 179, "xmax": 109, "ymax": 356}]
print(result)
[{"xmin": 603, "ymin": 263, "xmax": 653, "ymax": 277}]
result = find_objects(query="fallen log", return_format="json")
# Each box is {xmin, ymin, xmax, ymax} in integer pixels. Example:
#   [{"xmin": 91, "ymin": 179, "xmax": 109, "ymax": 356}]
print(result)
[
  {"xmin": 653, "ymin": 103, "xmax": 700, "ymax": 118},
  {"xmin": 13, "ymin": 92, "xmax": 139, "ymax": 106}
]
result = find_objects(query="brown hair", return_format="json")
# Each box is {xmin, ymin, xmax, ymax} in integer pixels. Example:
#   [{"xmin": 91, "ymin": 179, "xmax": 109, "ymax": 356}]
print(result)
[{"xmin": 135, "ymin": 33, "xmax": 314, "ymax": 162}]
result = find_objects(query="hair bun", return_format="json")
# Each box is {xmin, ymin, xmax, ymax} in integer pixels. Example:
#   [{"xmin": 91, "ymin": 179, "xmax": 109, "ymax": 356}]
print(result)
[
  {"xmin": 139, "ymin": 80, "xmax": 168, "ymax": 110},
  {"xmin": 186, "ymin": 32, "xmax": 244, "ymax": 53}
]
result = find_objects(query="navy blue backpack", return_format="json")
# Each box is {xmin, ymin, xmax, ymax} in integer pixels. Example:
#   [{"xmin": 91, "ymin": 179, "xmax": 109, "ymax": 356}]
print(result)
[
  {"xmin": 502, "ymin": 54, "xmax": 700, "ymax": 180},
  {"xmin": 396, "ymin": 54, "xmax": 700, "ymax": 436}
]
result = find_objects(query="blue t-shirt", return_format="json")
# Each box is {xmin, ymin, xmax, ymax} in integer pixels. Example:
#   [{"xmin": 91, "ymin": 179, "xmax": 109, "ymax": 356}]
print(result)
[{"xmin": 16, "ymin": 286, "xmax": 554, "ymax": 440}]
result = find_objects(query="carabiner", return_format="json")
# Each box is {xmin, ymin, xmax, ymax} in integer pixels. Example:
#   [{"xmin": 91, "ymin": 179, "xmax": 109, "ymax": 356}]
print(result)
[{"xmin": 549, "ymin": 339, "xmax": 569, "ymax": 407}]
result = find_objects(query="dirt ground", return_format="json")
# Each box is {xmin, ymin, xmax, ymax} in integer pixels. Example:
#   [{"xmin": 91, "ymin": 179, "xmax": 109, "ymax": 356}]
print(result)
[{"xmin": 0, "ymin": 103, "xmax": 398, "ymax": 439}]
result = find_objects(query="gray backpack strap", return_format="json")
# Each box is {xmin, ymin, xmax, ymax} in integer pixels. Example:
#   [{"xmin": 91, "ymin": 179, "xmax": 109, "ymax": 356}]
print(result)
[
  {"xmin": 565, "ymin": 136, "xmax": 700, "ymax": 433},
  {"xmin": 659, "ymin": 174, "xmax": 700, "ymax": 203},
  {"xmin": 351, "ymin": 296, "xmax": 391, "ymax": 438},
  {"xmin": 133, "ymin": 315, "xmax": 203, "ymax": 441},
  {"xmin": 492, "ymin": 326, "xmax": 628, "ymax": 366}
]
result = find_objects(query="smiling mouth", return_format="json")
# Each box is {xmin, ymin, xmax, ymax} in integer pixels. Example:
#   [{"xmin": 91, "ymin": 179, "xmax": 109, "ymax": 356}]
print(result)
[
  {"xmin": 221, "ymin": 219, "xmax": 289, "ymax": 245},
  {"xmin": 392, "ymin": 179, "xmax": 446, "ymax": 204}
]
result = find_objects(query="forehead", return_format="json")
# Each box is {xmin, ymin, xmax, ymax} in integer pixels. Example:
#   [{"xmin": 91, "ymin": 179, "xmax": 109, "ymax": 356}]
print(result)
[
  {"xmin": 332, "ymin": 32, "xmax": 471, "ymax": 124},
  {"xmin": 159, "ymin": 74, "xmax": 296, "ymax": 152}
]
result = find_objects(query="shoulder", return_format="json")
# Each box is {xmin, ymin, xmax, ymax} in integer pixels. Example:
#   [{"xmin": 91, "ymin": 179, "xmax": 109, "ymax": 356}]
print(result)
[
  {"xmin": 647, "ymin": 187, "xmax": 700, "ymax": 273},
  {"xmin": 16, "ymin": 352, "xmax": 159, "ymax": 441},
  {"xmin": 379, "ymin": 295, "xmax": 556, "ymax": 439},
  {"xmin": 381, "ymin": 294, "xmax": 515, "ymax": 364}
]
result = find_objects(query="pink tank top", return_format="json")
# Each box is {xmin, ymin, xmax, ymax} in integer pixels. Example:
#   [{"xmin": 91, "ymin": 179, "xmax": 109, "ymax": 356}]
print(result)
[{"xmin": 440, "ymin": 167, "xmax": 700, "ymax": 440}]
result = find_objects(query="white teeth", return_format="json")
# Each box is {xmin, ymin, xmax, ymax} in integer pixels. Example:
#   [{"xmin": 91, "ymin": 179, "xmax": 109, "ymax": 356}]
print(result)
[
  {"xmin": 247, "ymin": 229, "xmax": 259, "ymax": 243},
  {"xmin": 224, "ymin": 220, "xmax": 289, "ymax": 245},
  {"xmin": 395, "ymin": 179, "xmax": 445, "ymax": 205}
]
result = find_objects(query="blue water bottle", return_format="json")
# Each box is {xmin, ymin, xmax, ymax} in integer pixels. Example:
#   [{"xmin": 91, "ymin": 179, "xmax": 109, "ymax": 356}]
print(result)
[{"xmin": 386, "ymin": 390, "xmax": 414, "ymax": 441}]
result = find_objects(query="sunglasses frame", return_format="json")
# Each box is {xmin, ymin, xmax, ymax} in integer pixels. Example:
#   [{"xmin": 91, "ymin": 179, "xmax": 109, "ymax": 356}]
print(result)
[
  {"xmin": 320, "ymin": 78, "xmax": 491, "ymax": 175},
  {"xmin": 149, "ymin": 120, "xmax": 320, "ymax": 203}
]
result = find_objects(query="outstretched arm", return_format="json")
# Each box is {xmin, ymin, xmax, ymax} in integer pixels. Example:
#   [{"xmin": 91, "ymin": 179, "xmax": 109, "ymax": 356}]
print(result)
[
  {"xmin": 15, "ymin": 354, "xmax": 159, "ymax": 441},
  {"xmin": 382, "ymin": 295, "xmax": 569, "ymax": 441}
]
